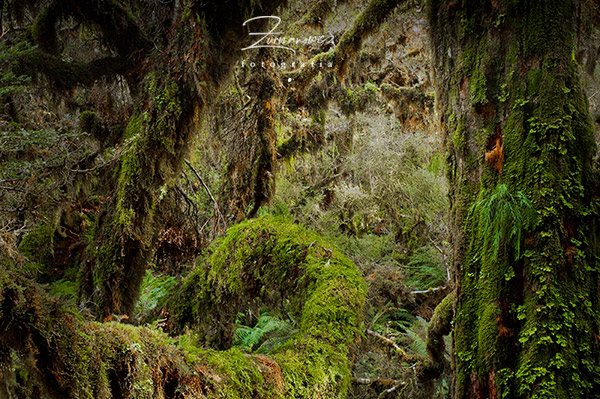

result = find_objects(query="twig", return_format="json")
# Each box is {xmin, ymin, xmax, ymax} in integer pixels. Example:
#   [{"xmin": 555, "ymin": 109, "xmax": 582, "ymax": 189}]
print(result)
[
  {"xmin": 352, "ymin": 377, "xmax": 407, "ymax": 398},
  {"xmin": 410, "ymin": 286, "xmax": 447, "ymax": 295},
  {"xmin": 0, "ymin": 186, "xmax": 25, "ymax": 192},
  {"xmin": 70, "ymin": 157, "xmax": 118, "ymax": 173},
  {"xmin": 175, "ymin": 185, "xmax": 196, "ymax": 217},
  {"xmin": 429, "ymin": 237, "xmax": 451, "ymax": 284},
  {"xmin": 366, "ymin": 329, "xmax": 405, "ymax": 354},
  {"xmin": 381, "ymin": 381, "xmax": 406, "ymax": 397},
  {"xmin": 71, "ymin": 136, "xmax": 138, "ymax": 173},
  {"xmin": 184, "ymin": 160, "xmax": 227, "ymax": 230},
  {"xmin": 353, "ymin": 377, "xmax": 404, "ymax": 386}
]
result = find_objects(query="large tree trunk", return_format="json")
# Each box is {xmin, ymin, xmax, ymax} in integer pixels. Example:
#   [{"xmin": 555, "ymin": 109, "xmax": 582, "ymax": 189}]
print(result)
[
  {"xmin": 73, "ymin": 0, "xmax": 284, "ymax": 318},
  {"xmin": 429, "ymin": 0, "xmax": 600, "ymax": 398}
]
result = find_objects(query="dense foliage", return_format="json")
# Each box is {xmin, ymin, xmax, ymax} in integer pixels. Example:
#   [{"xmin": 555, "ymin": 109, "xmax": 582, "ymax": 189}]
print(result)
[{"xmin": 2, "ymin": 0, "xmax": 599, "ymax": 398}]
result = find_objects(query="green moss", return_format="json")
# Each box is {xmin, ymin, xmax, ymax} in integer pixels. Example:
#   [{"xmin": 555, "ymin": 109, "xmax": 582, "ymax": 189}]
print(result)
[
  {"xmin": 338, "ymin": 82, "xmax": 379, "ymax": 114},
  {"xmin": 124, "ymin": 112, "xmax": 143, "ymax": 141},
  {"xmin": 79, "ymin": 110, "xmax": 98, "ymax": 131},
  {"xmin": 204, "ymin": 348, "xmax": 278, "ymax": 398},
  {"xmin": 114, "ymin": 152, "xmax": 140, "ymax": 230},
  {"xmin": 47, "ymin": 279, "xmax": 78, "ymax": 303},
  {"xmin": 18, "ymin": 224, "xmax": 53, "ymax": 262},
  {"xmin": 82, "ymin": 64, "xmax": 191, "ymax": 316},
  {"xmin": 477, "ymin": 302, "xmax": 500, "ymax": 369},
  {"xmin": 18, "ymin": 224, "xmax": 54, "ymax": 280},
  {"xmin": 452, "ymin": 115, "xmax": 466, "ymax": 151},
  {"xmin": 31, "ymin": 3, "xmax": 58, "ymax": 53},
  {"xmin": 273, "ymin": 337, "xmax": 350, "ymax": 398},
  {"xmin": 432, "ymin": 0, "xmax": 600, "ymax": 397},
  {"xmin": 352, "ymin": 0, "xmax": 398, "ymax": 32},
  {"xmin": 469, "ymin": 57, "xmax": 487, "ymax": 105},
  {"xmin": 55, "ymin": 215, "xmax": 365, "ymax": 397},
  {"xmin": 173, "ymin": 216, "xmax": 366, "ymax": 398},
  {"xmin": 427, "ymin": 291, "xmax": 455, "ymax": 367}
]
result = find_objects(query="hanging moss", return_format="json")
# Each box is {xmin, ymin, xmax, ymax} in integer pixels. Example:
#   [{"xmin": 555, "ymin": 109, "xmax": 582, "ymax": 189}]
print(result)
[
  {"xmin": 333, "ymin": 0, "xmax": 401, "ymax": 75},
  {"xmin": 31, "ymin": 2, "xmax": 59, "ymax": 53},
  {"xmin": 80, "ymin": 65, "xmax": 193, "ymax": 318},
  {"xmin": 18, "ymin": 223, "xmax": 55, "ymax": 281}
]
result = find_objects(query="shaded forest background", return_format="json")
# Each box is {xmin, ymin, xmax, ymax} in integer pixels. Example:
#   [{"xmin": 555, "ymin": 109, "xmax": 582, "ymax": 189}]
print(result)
[{"xmin": 1, "ymin": 0, "xmax": 600, "ymax": 398}]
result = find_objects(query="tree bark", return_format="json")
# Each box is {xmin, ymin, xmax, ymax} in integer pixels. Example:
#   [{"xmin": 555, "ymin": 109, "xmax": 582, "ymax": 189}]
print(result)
[{"xmin": 429, "ymin": 0, "xmax": 600, "ymax": 398}]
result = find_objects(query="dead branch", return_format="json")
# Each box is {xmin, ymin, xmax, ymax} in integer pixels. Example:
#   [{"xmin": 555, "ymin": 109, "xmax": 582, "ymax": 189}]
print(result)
[
  {"xmin": 353, "ymin": 377, "xmax": 406, "ymax": 386},
  {"xmin": 184, "ymin": 159, "xmax": 227, "ymax": 229},
  {"xmin": 366, "ymin": 329, "xmax": 407, "ymax": 357},
  {"xmin": 410, "ymin": 285, "xmax": 448, "ymax": 295},
  {"xmin": 352, "ymin": 377, "xmax": 407, "ymax": 398}
]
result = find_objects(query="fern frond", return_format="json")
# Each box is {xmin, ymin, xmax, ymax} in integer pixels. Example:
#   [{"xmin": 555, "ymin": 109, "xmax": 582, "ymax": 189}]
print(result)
[
  {"xmin": 233, "ymin": 311, "xmax": 296, "ymax": 352},
  {"xmin": 468, "ymin": 184, "xmax": 536, "ymax": 261}
]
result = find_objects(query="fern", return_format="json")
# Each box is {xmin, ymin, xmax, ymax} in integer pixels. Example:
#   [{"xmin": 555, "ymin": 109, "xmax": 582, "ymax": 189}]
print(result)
[
  {"xmin": 134, "ymin": 269, "xmax": 177, "ymax": 317},
  {"xmin": 403, "ymin": 317, "xmax": 429, "ymax": 358},
  {"xmin": 233, "ymin": 311, "xmax": 296, "ymax": 353},
  {"xmin": 468, "ymin": 184, "xmax": 536, "ymax": 261},
  {"xmin": 47, "ymin": 279, "xmax": 78, "ymax": 304},
  {"xmin": 404, "ymin": 245, "xmax": 446, "ymax": 289},
  {"xmin": 368, "ymin": 304, "xmax": 414, "ymax": 335}
]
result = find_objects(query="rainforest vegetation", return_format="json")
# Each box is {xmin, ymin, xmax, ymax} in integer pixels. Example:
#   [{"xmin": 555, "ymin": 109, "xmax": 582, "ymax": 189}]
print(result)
[{"xmin": 0, "ymin": 0, "xmax": 599, "ymax": 398}]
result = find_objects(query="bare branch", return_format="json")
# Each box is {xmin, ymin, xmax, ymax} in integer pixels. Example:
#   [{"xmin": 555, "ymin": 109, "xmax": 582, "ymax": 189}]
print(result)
[
  {"xmin": 0, "ymin": 185, "xmax": 26, "ymax": 192},
  {"xmin": 410, "ymin": 285, "xmax": 447, "ymax": 295},
  {"xmin": 352, "ymin": 377, "xmax": 407, "ymax": 398},
  {"xmin": 184, "ymin": 159, "xmax": 227, "ymax": 230},
  {"xmin": 365, "ymin": 328, "xmax": 412, "ymax": 361},
  {"xmin": 353, "ymin": 377, "xmax": 406, "ymax": 386}
]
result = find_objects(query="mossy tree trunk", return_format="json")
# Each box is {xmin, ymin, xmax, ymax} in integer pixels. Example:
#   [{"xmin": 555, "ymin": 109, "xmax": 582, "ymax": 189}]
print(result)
[
  {"xmin": 56, "ymin": 0, "xmax": 285, "ymax": 319},
  {"xmin": 429, "ymin": 1, "xmax": 600, "ymax": 398},
  {"xmin": 3, "ymin": 0, "xmax": 289, "ymax": 319}
]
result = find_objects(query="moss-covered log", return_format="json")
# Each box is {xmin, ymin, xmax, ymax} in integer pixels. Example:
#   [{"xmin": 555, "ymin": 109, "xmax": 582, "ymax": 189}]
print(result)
[
  {"xmin": 0, "ymin": 269, "xmax": 287, "ymax": 398},
  {"xmin": 0, "ymin": 217, "xmax": 366, "ymax": 398},
  {"xmin": 429, "ymin": 0, "xmax": 600, "ymax": 398},
  {"xmin": 172, "ymin": 215, "xmax": 367, "ymax": 397}
]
